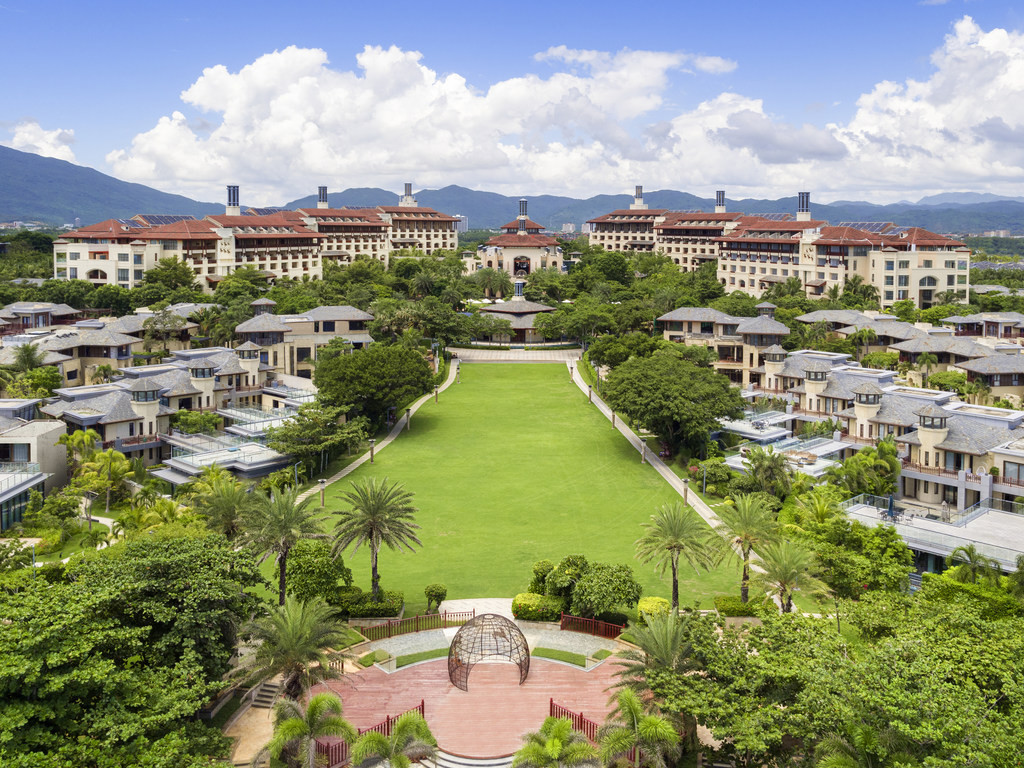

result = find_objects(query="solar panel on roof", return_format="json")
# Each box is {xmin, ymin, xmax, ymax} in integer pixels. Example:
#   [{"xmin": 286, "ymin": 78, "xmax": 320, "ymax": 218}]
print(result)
[
  {"xmin": 245, "ymin": 207, "xmax": 289, "ymax": 216},
  {"xmin": 116, "ymin": 219, "xmax": 146, "ymax": 228},
  {"xmin": 887, "ymin": 226, "xmax": 910, "ymax": 236},
  {"xmin": 838, "ymin": 221, "xmax": 892, "ymax": 233},
  {"xmin": 758, "ymin": 213, "xmax": 793, "ymax": 221},
  {"xmin": 134, "ymin": 214, "xmax": 197, "ymax": 226}
]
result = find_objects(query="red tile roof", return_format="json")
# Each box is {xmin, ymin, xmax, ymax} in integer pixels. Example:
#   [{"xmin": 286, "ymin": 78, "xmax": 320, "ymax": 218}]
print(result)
[
  {"xmin": 485, "ymin": 233, "xmax": 559, "ymax": 248},
  {"xmin": 587, "ymin": 209, "xmax": 667, "ymax": 223},
  {"xmin": 500, "ymin": 218, "xmax": 545, "ymax": 231}
]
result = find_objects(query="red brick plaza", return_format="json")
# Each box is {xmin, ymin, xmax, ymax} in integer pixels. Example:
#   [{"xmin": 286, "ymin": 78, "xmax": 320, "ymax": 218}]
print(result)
[{"xmin": 321, "ymin": 658, "xmax": 621, "ymax": 757}]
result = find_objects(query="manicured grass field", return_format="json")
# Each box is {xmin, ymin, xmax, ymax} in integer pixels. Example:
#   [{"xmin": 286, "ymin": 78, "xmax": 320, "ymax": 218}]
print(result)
[{"xmin": 320, "ymin": 364, "xmax": 740, "ymax": 615}]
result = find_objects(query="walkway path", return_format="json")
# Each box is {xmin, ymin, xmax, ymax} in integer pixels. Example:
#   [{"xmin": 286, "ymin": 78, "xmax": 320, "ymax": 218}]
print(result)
[
  {"xmin": 453, "ymin": 347, "xmax": 580, "ymax": 363},
  {"xmin": 296, "ymin": 360, "xmax": 460, "ymax": 503}
]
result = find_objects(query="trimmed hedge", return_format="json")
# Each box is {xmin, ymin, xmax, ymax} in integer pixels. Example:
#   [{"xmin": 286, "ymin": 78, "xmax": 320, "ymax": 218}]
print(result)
[
  {"xmin": 358, "ymin": 649, "xmax": 389, "ymax": 667},
  {"xmin": 532, "ymin": 647, "xmax": 586, "ymax": 666},
  {"xmin": 396, "ymin": 647, "xmax": 449, "ymax": 668},
  {"xmin": 714, "ymin": 595, "xmax": 762, "ymax": 617},
  {"xmin": 512, "ymin": 592, "xmax": 565, "ymax": 621},
  {"xmin": 921, "ymin": 573, "xmax": 1024, "ymax": 620},
  {"xmin": 592, "ymin": 649, "xmax": 613, "ymax": 660},
  {"xmin": 636, "ymin": 596, "xmax": 671, "ymax": 624},
  {"xmin": 348, "ymin": 590, "xmax": 404, "ymax": 618}
]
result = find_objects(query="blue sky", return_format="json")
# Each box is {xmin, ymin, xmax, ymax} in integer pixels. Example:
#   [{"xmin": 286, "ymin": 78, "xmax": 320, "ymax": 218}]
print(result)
[{"xmin": 3, "ymin": 0, "xmax": 1024, "ymax": 204}]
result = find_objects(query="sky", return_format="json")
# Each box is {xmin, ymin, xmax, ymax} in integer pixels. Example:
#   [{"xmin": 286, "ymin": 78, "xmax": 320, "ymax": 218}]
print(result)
[{"xmin": 3, "ymin": 0, "xmax": 1024, "ymax": 206}]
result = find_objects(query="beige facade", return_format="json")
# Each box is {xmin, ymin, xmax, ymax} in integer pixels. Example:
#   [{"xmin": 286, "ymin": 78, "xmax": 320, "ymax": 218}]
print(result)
[{"xmin": 480, "ymin": 200, "xmax": 562, "ymax": 277}]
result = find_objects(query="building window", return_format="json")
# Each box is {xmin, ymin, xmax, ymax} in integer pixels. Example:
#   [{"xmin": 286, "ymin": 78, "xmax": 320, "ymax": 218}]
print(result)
[
  {"xmin": 118, "ymin": 269, "xmax": 129, "ymax": 281},
  {"xmin": 118, "ymin": 253, "xmax": 129, "ymax": 262},
  {"xmin": 69, "ymin": 267, "xmax": 78, "ymax": 278},
  {"xmin": 885, "ymin": 276, "xmax": 894, "ymax": 286},
  {"xmin": 70, "ymin": 252, "xmax": 80, "ymax": 260},
  {"xmin": 885, "ymin": 291, "xmax": 893, "ymax": 300},
  {"xmin": 1005, "ymin": 461, "xmax": 1024, "ymax": 483},
  {"xmin": 885, "ymin": 261, "xmax": 894, "ymax": 271},
  {"xmin": 898, "ymin": 260, "xmax": 909, "ymax": 270},
  {"xmin": 323, "ymin": 321, "xmax": 336, "ymax": 332},
  {"xmin": 923, "ymin": 260, "xmax": 933, "ymax": 268},
  {"xmin": 898, "ymin": 275, "xmax": 909, "ymax": 287}
]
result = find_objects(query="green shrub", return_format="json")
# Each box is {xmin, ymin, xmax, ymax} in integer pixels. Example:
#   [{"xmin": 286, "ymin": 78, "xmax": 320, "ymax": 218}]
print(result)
[
  {"xmin": 920, "ymin": 573, "xmax": 1024, "ymax": 620},
  {"xmin": 358, "ymin": 649, "xmax": 390, "ymax": 667},
  {"xmin": 528, "ymin": 559, "xmax": 555, "ymax": 594},
  {"xmin": 714, "ymin": 595, "xmax": 762, "ymax": 617},
  {"xmin": 396, "ymin": 647, "xmax": 449, "ymax": 667},
  {"xmin": 596, "ymin": 610, "xmax": 629, "ymax": 626},
  {"xmin": 592, "ymin": 649, "xmax": 612, "ymax": 660},
  {"xmin": 635, "ymin": 596, "xmax": 671, "ymax": 625},
  {"xmin": 329, "ymin": 585, "xmax": 364, "ymax": 616},
  {"xmin": 348, "ymin": 590, "xmax": 404, "ymax": 618},
  {"xmin": 512, "ymin": 592, "xmax": 565, "ymax": 621},
  {"xmin": 424, "ymin": 583, "xmax": 447, "ymax": 612},
  {"xmin": 531, "ymin": 647, "xmax": 586, "ymax": 666}
]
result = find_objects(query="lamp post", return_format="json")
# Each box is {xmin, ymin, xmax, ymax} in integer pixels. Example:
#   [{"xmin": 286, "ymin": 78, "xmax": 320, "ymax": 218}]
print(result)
[
  {"xmin": 292, "ymin": 461, "xmax": 302, "ymax": 488},
  {"xmin": 701, "ymin": 464, "xmax": 707, "ymax": 494},
  {"xmin": 641, "ymin": 442, "xmax": 646, "ymax": 464},
  {"xmin": 406, "ymin": 408, "xmax": 412, "ymax": 431},
  {"xmin": 369, "ymin": 438, "xmax": 376, "ymax": 464},
  {"xmin": 568, "ymin": 362, "xmax": 573, "ymax": 381},
  {"xmin": 683, "ymin": 478, "xmax": 690, "ymax": 506},
  {"xmin": 434, "ymin": 385, "xmax": 439, "ymax": 404},
  {"xmin": 588, "ymin": 384, "xmax": 593, "ymax": 404},
  {"xmin": 612, "ymin": 412, "xmax": 616, "ymax": 428},
  {"xmin": 318, "ymin": 478, "xmax": 326, "ymax": 508},
  {"xmin": 456, "ymin": 364, "xmax": 461, "ymax": 384}
]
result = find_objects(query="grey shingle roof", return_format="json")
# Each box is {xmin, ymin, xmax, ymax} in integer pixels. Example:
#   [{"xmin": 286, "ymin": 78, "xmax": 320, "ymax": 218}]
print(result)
[
  {"xmin": 250, "ymin": 297, "xmax": 277, "ymax": 306},
  {"xmin": 942, "ymin": 312, "xmax": 1024, "ymax": 325},
  {"xmin": 755, "ymin": 302, "xmax": 777, "ymax": 309},
  {"xmin": 658, "ymin": 307, "xmax": 738, "ymax": 324},
  {"xmin": 852, "ymin": 382, "xmax": 885, "ymax": 396},
  {"xmin": 915, "ymin": 404, "xmax": 948, "ymax": 417},
  {"xmin": 235, "ymin": 314, "xmax": 292, "ymax": 333},
  {"xmin": 235, "ymin": 341, "xmax": 262, "ymax": 351},
  {"xmin": 955, "ymin": 355, "xmax": 1024, "ymax": 375},
  {"xmin": 302, "ymin": 305, "xmax": 374, "ymax": 322},
  {"xmin": 735, "ymin": 315, "xmax": 789, "ymax": 335},
  {"xmin": 126, "ymin": 377, "xmax": 163, "ymax": 392},
  {"xmin": 484, "ymin": 299, "xmax": 556, "ymax": 315},
  {"xmin": 890, "ymin": 337, "xmax": 993, "ymax": 357},
  {"xmin": 837, "ymin": 320, "xmax": 928, "ymax": 341},
  {"xmin": 796, "ymin": 310, "xmax": 873, "ymax": 325},
  {"xmin": 762, "ymin": 344, "xmax": 787, "ymax": 355},
  {"xmin": 935, "ymin": 416, "xmax": 1024, "ymax": 455}
]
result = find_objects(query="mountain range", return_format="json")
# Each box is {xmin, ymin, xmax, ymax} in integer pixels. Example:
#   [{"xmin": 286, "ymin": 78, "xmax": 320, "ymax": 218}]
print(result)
[{"xmin": 3, "ymin": 145, "xmax": 1024, "ymax": 235}]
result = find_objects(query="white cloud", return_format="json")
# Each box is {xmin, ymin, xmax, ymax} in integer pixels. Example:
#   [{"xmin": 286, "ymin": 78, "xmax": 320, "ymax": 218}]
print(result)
[
  {"xmin": 105, "ymin": 19, "xmax": 1024, "ymax": 204},
  {"xmin": 4, "ymin": 120, "xmax": 76, "ymax": 162}
]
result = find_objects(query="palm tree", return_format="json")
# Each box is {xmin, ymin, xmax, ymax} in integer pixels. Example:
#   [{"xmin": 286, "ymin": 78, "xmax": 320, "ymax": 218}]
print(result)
[
  {"xmin": 241, "ymin": 487, "xmax": 328, "ymax": 605},
  {"xmin": 58, "ymin": 428, "xmax": 101, "ymax": 472},
  {"xmin": 0, "ymin": 367, "xmax": 15, "ymax": 395},
  {"xmin": 80, "ymin": 526, "xmax": 107, "ymax": 551},
  {"xmin": 741, "ymin": 446, "xmax": 792, "ymax": 498},
  {"xmin": 512, "ymin": 717, "xmax": 599, "ymax": 768},
  {"xmin": 115, "ymin": 503, "xmax": 161, "ymax": 535},
  {"xmin": 749, "ymin": 540, "xmax": 828, "ymax": 613},
  {"xmin": 91, "ymin": 363, "xmax": 117, "ymax": 384},
  {"xmin": 848, "ymin": 327, "xmax": 878, "ymax": 361},
  {"xmin": 634, "ymin": 502, "xmax": 717, "ymax": 610},
  {"xmin": 256, "ymin": 692, "xmax": 356, "ymax": 768},
  {"xmin": 944, "ymin": 544, "xmax": 999, "ymax": 586},
  {"xmin": 351, "ymin": 711, "xmax": 437, "ymax": 768},
  {"xmin": 235, "ymin": 597, "xmax": 350, "ymax": 700},
  {"xmin": 612, "ymin": 610, "xmax": 696, "ymax": 699},
  {"xmin": 332, "ymin": 477, "xmax": 421, "ymax": 601},
  {"xmin": 12, "ymin": 342, "xmax": 46, "ymax": 373},
  {"xmin": 191, "ymin": 474, "xmax": 252, "ymax": 539},
  {"xmin": 815, "ymin": 723, "xmax": 920, "ymax": 767},
  {"xmin": 714, "ymin": 494, "xmax": 778, "ymax": 603},
  {"xmin": 598, "ymin": 688, "xmax": 679, "ymax": 768},
  {"xmin": 81, "ymin": 448, "xmax": 131, "ymax": 517},
  {"xmin": 915, "ymin": 352, "xmax": 938, "ymax": 388},
  {"xmin": 189, "ymin": 306, "xmax": 222, "ymax": 346},
  {"xmin": 792, "ymin": 487, "xmax": 842, "ymax": 530}
]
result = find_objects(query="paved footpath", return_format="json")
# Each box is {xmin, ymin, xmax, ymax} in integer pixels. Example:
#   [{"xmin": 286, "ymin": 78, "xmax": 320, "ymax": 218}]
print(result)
[{"xmin": 296, "ymin": 360, "xmax": 460, "ymax": 503}]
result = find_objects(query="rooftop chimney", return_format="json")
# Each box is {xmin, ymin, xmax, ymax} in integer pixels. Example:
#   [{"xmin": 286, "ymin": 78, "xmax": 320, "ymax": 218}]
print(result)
[
  {"xmin": 715, "ymin": 190, "xmax": 726, "ymax": 214},
  {"xmin": 630, "ymin": 184, "xmax": 647, "ymax": 211},
  {"xmin": 399, "ymin": 182, "xmax": 417, "ymax": 208},
  {"xmin": 796, "ymin": 191, "xmax": 811, "ymax": 221},
  {"xmin": 226, "ymin": 185, "xmax": 240, "ymax": 216},
  {"xmin": 317, "ymin": 186, "xmax": 329, "ymax": 209}
]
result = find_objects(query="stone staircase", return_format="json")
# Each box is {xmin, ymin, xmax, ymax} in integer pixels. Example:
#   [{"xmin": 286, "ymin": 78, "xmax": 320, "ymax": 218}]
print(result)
[
  {"xmin": 250, "ymin": 678, "xmax": 282, "ymax": 709},
  {"xmin": 426, "ymin": 750, "xmax": 515, "ymax": 768}
]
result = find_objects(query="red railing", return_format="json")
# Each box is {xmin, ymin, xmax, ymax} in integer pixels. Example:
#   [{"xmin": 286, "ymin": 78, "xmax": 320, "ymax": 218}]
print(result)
[
  {"xmin": 316, "ymin": 700, "xmax": 426, "ymax": 768},
  {"xmin": 559, "ymin": 612, "xmax": 624, "ymax": 639},
  {"xmin": 900, "ymin": 459, "xmax": 960, "ymax": 479},
  {"xmin": 838, "ymin": 432, "xmax": 875, "ymax": 445},
  {"xmin": 550, "ymin": 699, "xmax": 600, "ymax": 742},
  {"xmin": 550, "ymin": 700, "xmax": 639, "ymax": 764},
  {"xmin": 361, "ymin": 610, "xmax": 475, "ymax": 641}
]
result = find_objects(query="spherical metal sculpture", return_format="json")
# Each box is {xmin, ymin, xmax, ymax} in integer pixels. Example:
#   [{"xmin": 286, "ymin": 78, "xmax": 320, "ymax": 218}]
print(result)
[{"xmin": 447, "ymin": 613, "xmax": 530, "ymax": 691}]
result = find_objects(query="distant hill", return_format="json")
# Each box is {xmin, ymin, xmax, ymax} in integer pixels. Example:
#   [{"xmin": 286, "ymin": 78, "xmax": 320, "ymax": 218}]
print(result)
[
  {"xmin": 4, "ymin": 144, "xmax": 1024, "ymax": 235},
  {"xmin": 0, "ymin": 145, "xmax": 222, "ymax": 225}
]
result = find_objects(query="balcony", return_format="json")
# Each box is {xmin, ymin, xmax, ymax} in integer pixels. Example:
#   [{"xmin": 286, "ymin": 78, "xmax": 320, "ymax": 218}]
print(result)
[
  {"xmin": 900, "ymin": 458, "xmax": 965, "ymax": 480},
  {"xmin": 104, "ymin": 434, "xmax": 162, "ymax": 451},
  {"xmin": 838, "ymin": 432, "xmax": 875, "ymax": 446}
]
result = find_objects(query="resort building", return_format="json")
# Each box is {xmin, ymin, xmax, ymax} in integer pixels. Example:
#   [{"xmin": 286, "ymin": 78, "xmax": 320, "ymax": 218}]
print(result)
[
  {"xmin": 0, "ymin": 323, "xmax": 143, "ymax": 387},
  {"xmin": 479, "ymin": 199, "xmax": 562, "ymax": 277},
  {"xmin": 0, "ymin": 398, "xmax": 67, "ymax": 531},
  {"xmin": 478, "ymin": 296, "xmax": 557, "ymax": 345},
  {"xmin": 586, "ymin": 186, "xmax": 667, "ymax": 253},
  {"xmin": 233, "ymin": 299, "xmax": 374, "ymax": 380},
  {"xmin": 656, "ymin": 302, "xmax": 790, "ymax": 386}
]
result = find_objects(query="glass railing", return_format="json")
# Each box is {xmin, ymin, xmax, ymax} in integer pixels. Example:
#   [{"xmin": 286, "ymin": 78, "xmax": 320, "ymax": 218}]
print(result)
[{"xmin": 0, "ymin": 462, "xmax": 42, "ymax": 495}]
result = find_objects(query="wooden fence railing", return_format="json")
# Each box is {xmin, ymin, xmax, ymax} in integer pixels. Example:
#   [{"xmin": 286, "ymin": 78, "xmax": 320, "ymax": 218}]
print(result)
[
  {"xmin": 361, "ymin": 610, "xmax": 475, "ymax": 641},
  {"xmin": 316, "ymin": 700, "xmax": 426, "ymax": 767},
  {"xmin": 559, "ymin": 612, "xmax": 624, "ymax": 639},
  {"xmin": 550, "ymin": 700, "xmax": 639, "ymax": 764}
]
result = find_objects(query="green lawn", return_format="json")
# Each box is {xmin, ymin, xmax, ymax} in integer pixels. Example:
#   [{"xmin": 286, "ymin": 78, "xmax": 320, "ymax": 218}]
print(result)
[
  {"xmin": 319, "ymin": 364, "xmax": 741, "ymax": 615},
  {"xmin": 34, "ymin": 523, "xmax": 110, "ymax": 563}
]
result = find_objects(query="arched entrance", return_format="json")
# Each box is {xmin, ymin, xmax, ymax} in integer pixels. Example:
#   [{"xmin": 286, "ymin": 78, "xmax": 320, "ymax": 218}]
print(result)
[
  {"xmin": 447, "ymin": 613, "xmax": 530, "ymax": 691},
  {"xmin": 513, "ymin": 259, "xmax": 531, "ymax": 276}
]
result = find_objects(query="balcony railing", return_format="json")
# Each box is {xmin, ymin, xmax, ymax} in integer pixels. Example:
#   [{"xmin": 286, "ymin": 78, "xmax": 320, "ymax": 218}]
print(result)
[
  {"xmin": 900, "ymin": 459, "xmax": 963, "ymax": 480},
  {"xmin": 0, "ymin": 462, "xmax": 42, "ymax": 495}
]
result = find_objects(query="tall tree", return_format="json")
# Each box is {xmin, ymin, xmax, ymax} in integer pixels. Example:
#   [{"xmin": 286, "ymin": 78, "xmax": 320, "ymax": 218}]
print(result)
[
  {"xmin": 11, "ymin": 342, "xmax": 46, "ymax": 373},
  {"xmin": 749, "ymin": 540, "xmax": 828, "ymax": 613},
  {"xmin": 241, "ymin": 487, "xmax": 328, "ymax": 605},
  {"xmin": 235, "ymin": 597, "xmax": 350, "ymax": 700},
  {"xmin": 259, "ymin": 693, "xmax": 356, "ymax": 768},
  {"xmin": 265, "ymin": 400, "xmax": 368, "ymax": 475},
  {"xmin": 944, "ymin": 544, "xmax": 999, "ymax": 586},
  {"xmin": 635, "ymin": 502, "xmax": 717, "ymax": 610},
  {"xmin": 741, "ymin": 446, "xmax": 793, "ymax": 498},
  {"xmin": 714, "ymin": 494, "xmax": 778, "ymax": 603},
  {"xmin": 332, "ymin": 477, "xmax": 421, "ymax": 600},
  {"xmin": 915, "ymin": 351, "xmax": 939, "ymax": 388},
  {"xmin": 81, "ymin": 447, "xmax": 131, "ymax": 517}
]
